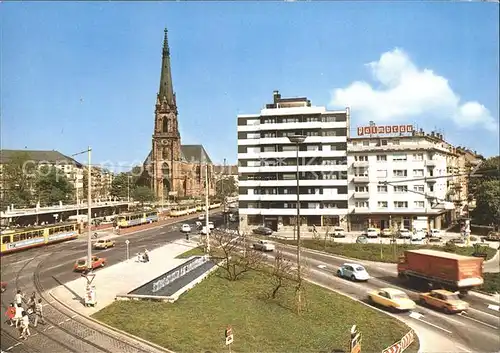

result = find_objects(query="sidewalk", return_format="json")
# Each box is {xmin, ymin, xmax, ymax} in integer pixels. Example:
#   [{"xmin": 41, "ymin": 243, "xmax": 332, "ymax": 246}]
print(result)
[{"xmin": 50, "ymin": 236, "xmax": 201, "ymax": 316}]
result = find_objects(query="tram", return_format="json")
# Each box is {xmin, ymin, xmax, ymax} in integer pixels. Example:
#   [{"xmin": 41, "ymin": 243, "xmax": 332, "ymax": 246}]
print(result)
[
  {"xmin": 1, "ymin": 222, "xmax": 79, "ymax": 255},
  {"xmin": 115, "ymin": 211, "xmax": 159, "ymax": 228}
]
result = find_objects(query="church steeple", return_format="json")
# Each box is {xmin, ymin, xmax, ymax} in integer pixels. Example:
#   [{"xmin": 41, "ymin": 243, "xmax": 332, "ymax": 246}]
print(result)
[{"xmin": 158, "ymin": 28, "xmax": 175, "ymax": 107}]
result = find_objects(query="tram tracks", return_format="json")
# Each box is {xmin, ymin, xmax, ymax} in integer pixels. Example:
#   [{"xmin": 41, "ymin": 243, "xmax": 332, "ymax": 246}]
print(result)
[{"xmin": 2, "ymin": 253, "xmax": 160, "ymax": 353}]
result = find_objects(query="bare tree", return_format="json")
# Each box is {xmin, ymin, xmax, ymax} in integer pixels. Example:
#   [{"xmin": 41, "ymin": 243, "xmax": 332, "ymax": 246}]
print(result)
[
  {"xmin": 269, "ymin": 250, "xmax": 296, "ymax": 299},
  {"xmin": 323, "ymin": 216, "xmax": 334, "ymax": 250},
  {"xmin": 209, "ymin": 229, "xmax": 265, "ymax": 281}
]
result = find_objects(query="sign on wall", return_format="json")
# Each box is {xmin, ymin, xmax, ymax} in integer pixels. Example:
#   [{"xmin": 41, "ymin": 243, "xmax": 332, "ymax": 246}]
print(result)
[{"xmin": 357, "ymin": 124, "xmax": 414, "ymax": 136}]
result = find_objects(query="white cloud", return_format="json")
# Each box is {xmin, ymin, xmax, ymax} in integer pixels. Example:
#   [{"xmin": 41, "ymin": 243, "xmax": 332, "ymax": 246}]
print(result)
[{"xmin": 330, "ymin": 48, "xmax": 497, "ymax": 132}]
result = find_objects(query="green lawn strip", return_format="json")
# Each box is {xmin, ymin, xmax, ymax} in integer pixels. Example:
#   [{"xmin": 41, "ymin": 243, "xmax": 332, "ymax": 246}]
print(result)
[
  {"xmin": 479, "ymin": 273, "xmax": 500, "ymax": 294},
  {"xmin": 274, "ymin": 238, "xmax": 497, "ymax": 263},
  {"xmin": 175, "ymin": 246, "xmax": 205, "ymax": 258},
  {"xmin": 93, "ymin": 269, "xmax": 418, "ymax": 353}
]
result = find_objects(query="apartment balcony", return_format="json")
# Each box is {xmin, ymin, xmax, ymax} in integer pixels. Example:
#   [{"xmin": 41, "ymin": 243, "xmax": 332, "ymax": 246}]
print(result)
[
  {"xmin": 425, "ymin": 160, "xmax": 437, "ymax": 166},
  {"xmin": 353, "ymin": 176, "xmax": 369, "ymax": 183},
  {"xmin": 353, "ymin": 192, "xmax": 370, "ymax": 199},
  {"xmin": 238, "ymin": 193, "xmax": 349, "ymax": 202},
  {"xmin": 239, "ymin": 208, "xmax": 349, "ymax": 216},
  {"xmin": 238, "ymin": 179, "xmax": 348, "ymax": 188},
  {"xmin": 352, "ymin": 161, "xmax": 369, "ymax": 167}
]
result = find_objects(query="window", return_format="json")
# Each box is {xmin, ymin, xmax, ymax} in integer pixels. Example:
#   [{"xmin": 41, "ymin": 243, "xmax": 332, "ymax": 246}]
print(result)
[
  {"xmin": 376, "ymin": 169, "xmax": 387, "ymax": 178},
  {"xmin": 306, "ymin": 131, "xmax": 319, "ymax": 136},
  {"xmin": 355, "ymin": 168, "xmax": 369, "ymax": 177},
  {"xmin": 381, "ymin": 140, "xmax": 388, "ymax": 146},
  {"xmin": 394, "ymin": 201, "xmax": 408, "ymax": 208},
  {"xmin": 376, "ymin": 155, "xmax": 387, "ymax": 162},
  {"xmin": 413, "ymin": 185, "xmax": 424, "ymax": 193},
  {"xmin": 355, "ymin": 186, "xmax": 369, "ymax": 192},
  {"xmin": 262, "ymin": 132, "xmax": 276, "ymax": 138},
  {"xmin": 377, "ymin": 201, "xmax": 388, "ymax": 208},
  {"xmin": 362, "ymin": 141, "xmax": 369, "ymax": 146},
  {"xmin": 393, "ymin": 170, "xmax": 407, "ymax": 177},
  {"xmin": 355, "ymin": 201, "xmax": 369, "ymax": 208},
  {"xmin": 394, "ymin": 185, "xmax": 408, "ymax": 193},
  {"xmin": 377, "ymin": 185, "xmax": 388, "ymax": 193},
  {"xmin": 263, "ymin": 118, "xmax": 276, "ymax": 124},
  {"xmin": 355, "ymin": 155, "xmax": 368, "ymax": 161},
  {"xmin": 282, "ymin": 145, "xmax": 297, "ymax": 151},
  {"xmin": 307, "ymin": 145, "xmax": 320, "ymax": 151},
  {"xmin": 414, "ymin": 201, "xmax": 425, "ymax": 208},
  {"xmin": 322, "ymin": 116, "xmax": 337, "ymax": 122},
  {"xmin": 413, "ymin": 153, "xmax": 424, "ymax": 161},
  {"xmin": 282, "ymin": 174, "xmax": 295, "ymax": 180},
  {"xmin": 393, "ymin": 154, "xmax": 407, "ymax": 162},
  {"xmin": 413, "ymin": 169, "xmax": 424, "ymax": 177},
  {"xmin": 263, "ymin": 146, "xmax": 275, "ymax": 152},
  {"xmin": 322, "ymin": 130, "xmax": 337, "ymax": 136},
  {"xmin": 392, "ymin": 140, "xmax": 400, "ymax": 145},
  {"xmin": 306, "ymin": 116, "xmax": 320, "ymax": 122}
]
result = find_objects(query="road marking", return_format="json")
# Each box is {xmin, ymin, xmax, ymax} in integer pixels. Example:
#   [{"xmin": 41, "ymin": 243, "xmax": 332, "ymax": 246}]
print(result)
[
  {"xmin": 64, "ymin": 318, "xmax": 70, "ymax": 322},
  {"xmin": 45, "ymin": 325, "xmax": 54, "ymax": 331},
  {"xmin": 487, "ymin": 304, "xmax": 500, "ymax": 312},
  {"xmin": 409, "ymin": 315, "xmax": 452, "ymax": 334},
  {"xmin": 458, "ymin": 312, "xmax": 499, "ymax": 329},
  {"xmin": 409, "ymin": 311, "xmax": 423, "ymax": 319},
  {"xmin": 57, "ymin": 321, "xmax": 65, "ymax": 325},
  {"xmin": 3, "ymin": 257, "xmax": 35, "ymax": 266},
  {"xmin": 71, "ymin": 314, "xmax": 77, "ymax": 318},
  {"xmin": 317, "ymin": 264, "xmax": 327, "ymax": 269},
  {"xmin": 456, "ymin": 344, "xmax": 472, "ymax": 352},
  {"xmin": 49, "ymin": 300, "xmax": 55, "ymax": 304}
]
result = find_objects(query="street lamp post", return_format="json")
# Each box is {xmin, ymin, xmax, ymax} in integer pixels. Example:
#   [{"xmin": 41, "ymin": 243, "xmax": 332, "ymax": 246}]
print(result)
[
  {"xmin": 288, "ymin": 134, "xmax": 307, "ymax": 313},
  {"xmin": 205, "ymin": 163, "xmax": 210, "ymax": 253},
  {"xmin": 127, "ymin": 175, "xmax": 131, "ymax": 203}
]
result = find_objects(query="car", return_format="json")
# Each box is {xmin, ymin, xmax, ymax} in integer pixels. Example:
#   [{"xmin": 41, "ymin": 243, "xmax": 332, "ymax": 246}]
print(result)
[
  {"xmin": 0, "ymin": 281, "xmax": 7, "ymax": 293},
  {"xmin": 208, "ymin": 221, "xmax": 215, "ymax": 230},
  {"xmin": 368, "ymin": 287, "xmax": 416, "ymax": 312},
  {"xmin": 447, "ymin": 237, "xmax": 465, "ymax": 245},
  {"xmin": 200, "ymin": 226, "xmax": 209, "ymax": 235},
  {"xmin": 252, "ymin": 226, "xmax": 273, "ymax": 236},
  {"xmin": 419, "ymin": 289, "xmax": 469, "ymax": 314},
  {"xmin": 330, "ymin": 227, "xmax": 346, "ymax": 238},
  {"xmin": 363, "ymin": 228, "xmax": 379, "ymax": 238},
  {"xmin": 381, "ymin": 228, "xmax": 393, "ymax": 237},
  {"xmin": 253, "ymin": 240, "xmax": 275, "ymax": 252},
  {"xmin": 485, "ymin": 231, "xmax": 500, "ymax": 241},
  {"xmin": 93, "ymin": 239, "xmax": 115, "ymax": 249},
  {"xmin": 411, "ymin": 230, "xmax": 426, "ymax": 241},
  {"xmin": 181, "ymin": 224, "xmax": 192, "ymax": 233},
  {"xmin": 337, "ymin": 263, "xmax": 370, "ymax": 281},
  {"xmin": 428, "ymin": 228, "xmax": 443, "ymax": 238},
  {"xmin": 398, "ymin": 229, "xmax": 411, "ymax": 239},
  {"xmin": 356, "ymin": 235, "xmax": 368, "ymax": 244},
  {"xmin": 198, "ymin": 214, "xmax": 205, "ymax": 221},
  {"xmin": 73, "ymin": 256, "xmax": 106, "ymax": 272}
]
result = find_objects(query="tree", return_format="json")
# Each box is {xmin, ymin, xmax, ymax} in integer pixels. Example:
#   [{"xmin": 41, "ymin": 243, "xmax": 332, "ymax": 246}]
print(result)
[
  {"xmin": 1, "ymin": 152, "xmax": 36, "ymax": 209},
  {"xmin": 208, "ymin": 229, "xmax": 265, "ymax": 281},
  {"xmin": 132, "ymin": 186, "xmax": 156, "ymax": 205},
  {"xmin": 269, "ymin": 251, "xmax": 297, "ymax": 299},
  {"xmin": 472, "ymin": 180, "xmax": 500, "ymax": 226},
  {"xmin": 35, "ymin": 166, "xmax": 74, "ymax": 206},
  {"xmin": 469, "ymin": 156, "xmax": 499, "ymax": 196},
  {"xmin": 110, "ymin": 173, "xmax": 135, "ymax": 199},
  {"xmin": 216, "ymin": 176, "xmax": 237, "ymax": 200}
]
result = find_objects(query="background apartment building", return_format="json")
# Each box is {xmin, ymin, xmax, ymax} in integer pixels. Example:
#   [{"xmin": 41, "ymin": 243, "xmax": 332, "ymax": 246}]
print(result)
[
  {"xmin": 347, "ymin": 128, "xmax": 460, "ymax": 231},
  {"xmin": 238, "ymin": 91, "xmax": 350, "ymax": 232}
]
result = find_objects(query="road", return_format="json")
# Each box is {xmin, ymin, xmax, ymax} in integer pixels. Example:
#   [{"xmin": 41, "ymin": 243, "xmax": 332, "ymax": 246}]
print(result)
[
  {"xmin": 0, "ymin": 213, "xmax": 225, "ymax": 353},
  {"xmin": 262, "ymin": 240, "xmax": 500, "ymax": 353},
  {"xmin": 2, "ymin": 214, "xmax": 498, "ymax": 353}
]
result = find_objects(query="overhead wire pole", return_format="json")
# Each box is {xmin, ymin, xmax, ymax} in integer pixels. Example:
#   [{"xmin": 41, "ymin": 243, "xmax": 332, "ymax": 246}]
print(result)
[{"xmin": 205, "ymin": 161, "xmax": 210, "ymax": 253}]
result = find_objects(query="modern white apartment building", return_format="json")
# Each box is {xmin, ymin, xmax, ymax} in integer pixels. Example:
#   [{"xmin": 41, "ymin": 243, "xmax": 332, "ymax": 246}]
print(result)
[
  {"xmin": 347, "ymin": 128, "xmax": 456, "ymax": 231},
  {"xmin": 238, "ymin": 91, "xmax": 350, "ymax": 232}
]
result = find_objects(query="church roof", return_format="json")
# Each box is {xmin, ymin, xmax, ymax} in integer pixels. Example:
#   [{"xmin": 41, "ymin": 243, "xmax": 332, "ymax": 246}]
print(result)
[
  {"xmin": 143, "ymin": 144, "xmax": 212, "ymax": 166},
  {"xmin": 0, "ymin": 149, "xmax": 83, "ymax": 167}
]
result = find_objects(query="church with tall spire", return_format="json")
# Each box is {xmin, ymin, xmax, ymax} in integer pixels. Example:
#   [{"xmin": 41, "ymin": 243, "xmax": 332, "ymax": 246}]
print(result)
[{"xmin": 143, "ymin": 28, "xmax": 215, "ymax": 200}]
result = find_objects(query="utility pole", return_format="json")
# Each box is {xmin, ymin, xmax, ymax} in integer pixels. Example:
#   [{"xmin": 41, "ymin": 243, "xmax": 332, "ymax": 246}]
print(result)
[
  {"xmin": 76, "ymin": 173, "xmax": 79, "ymax": 216},
  {"xmin": 205, "ymin": 163, "xmax": 210, "ymax": 253},
  {"xmin": 127, "ymin": 175, "xmax": 130, "ymax": 202},
  {"xmin": 87, "ymin": 147, "xmax": 92, "ymax": 271},
  {"xmin": 222, "ymin": 158, "xmax": 226, "ymax": 227}
]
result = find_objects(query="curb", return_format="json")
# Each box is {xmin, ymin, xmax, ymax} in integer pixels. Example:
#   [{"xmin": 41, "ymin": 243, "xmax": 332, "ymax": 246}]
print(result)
[{"xmin": 49, "ymin": 290, "xmax": 177, "ymax": 353}]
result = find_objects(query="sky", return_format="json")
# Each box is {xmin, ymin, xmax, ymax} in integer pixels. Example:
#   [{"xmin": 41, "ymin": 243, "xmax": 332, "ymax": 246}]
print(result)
[{"xmin": 1, "ymin": 2, "xmax": 499, "ymax": 172}]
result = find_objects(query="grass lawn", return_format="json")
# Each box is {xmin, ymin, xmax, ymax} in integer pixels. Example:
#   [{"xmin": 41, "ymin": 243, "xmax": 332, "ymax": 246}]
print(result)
[
  {"xmin": 479, "ymin": 273, "xmax": 500, "ymax": 294},
  {"xmin": 93, "ymin": 269, "xmax": 418, "ymax": 353},
  {"xmin": 175, "ymin": 246, "xmax": 205, "ymax": 258},
  {"xmin": 274, "ymin": 239, "xmax": 497, "ymax": 263}
]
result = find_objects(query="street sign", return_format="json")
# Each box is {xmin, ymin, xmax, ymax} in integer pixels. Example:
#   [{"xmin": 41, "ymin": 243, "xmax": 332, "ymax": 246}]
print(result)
[
  {"xmin": 125, "ymin": 240, "xmax": 130, "ymax": 245},
  {"xmin": 125, "ymin": 240, "xmax": 130, "ymax": 260},
  {"xmin": 225, "ymin": 327, "xmax": 234, "ymax": 346},
  {"xmin": 350, "ymin": 325, "xmax": 361, "ymax": 353}
]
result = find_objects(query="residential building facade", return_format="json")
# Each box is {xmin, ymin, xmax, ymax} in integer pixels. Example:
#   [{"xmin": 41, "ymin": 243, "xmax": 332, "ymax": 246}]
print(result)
[
  {"xmin": 238, "ymin": 91, "xmax": 350, "ymax": 232},
  {"xmin": 347, "ymin": 128, "xmax": 457, "ymax": 231}
]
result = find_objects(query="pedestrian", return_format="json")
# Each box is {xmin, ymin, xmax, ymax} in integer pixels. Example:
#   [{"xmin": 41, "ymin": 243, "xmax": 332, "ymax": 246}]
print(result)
[
  {"xmin": 14, "ymin": 303, "xmax": 23, "ymax": 328},
  {"xmin": 143, "ymin": 249, "xmax": 149, "ymax": 262},
  {"xmin": 20, "ymin": 311, "xmax": 30, "ymax": 340},
  {"xmin": 14, "ymin": 289, "xmax": 24, "ymax": 307},
  {"xmin": 5, "ymin": 303, "xmax": 16, "ymax": 326},
  {"xmin": 27, "ymin": 292, "xmax": 36, "ymax": 313},
  {"xmin": 34, "ymin": 299, "xmax": 45, "ymax": 327}
]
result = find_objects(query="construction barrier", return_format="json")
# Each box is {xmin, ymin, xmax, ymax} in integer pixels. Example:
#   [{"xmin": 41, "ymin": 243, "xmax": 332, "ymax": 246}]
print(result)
[{"xmin": 382, "ymin": 330, "xmax": 414, "ymax": 353}]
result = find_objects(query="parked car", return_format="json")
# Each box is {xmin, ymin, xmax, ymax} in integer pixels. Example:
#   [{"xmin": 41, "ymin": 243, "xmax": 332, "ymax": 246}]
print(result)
[
  {"xmin": 356, "ymin": 235, "xmax": 368, "ymax": 244},
  {"xmin": 428, "ymin": 229, "xmax": 443, "ymax": 238},
  {"xmin": 73, "ymin": 256, "xmax": 106, "ymax": 272},
  {"xmin": 181, "ymin": 224, "xmax": 192, "ymax": 233},
  {"xmin": 1, "ymin": 282, "xmax": 7, "ymax": 293},
  {"xmin": 398, "ymin": 229, "xmax": 411, "ymax": 239},
  {"xmin": 381, "ymin": 228, "xmax": 393, "ymax": 237},
  {"xmin": 337, "ymin": 263, "xmax": 370, "ymax": 281},
  {"xmin": 253, "ymin": 240, "xmax": 275, "ymax": 252},
  {"xmin": 368, "ymin": 287, "xmax": 416, "ymax": 312},
  {"xmin": 411, "ymin": 230, "xmax": 426, "ymax": 242},
  {"xmin": 208, "ymin": 221, "xmax": 215, "ymax": 230},
  {"xmin": 200, "ymin": 226, "xmax": 209, "ymax": 235},
  {"xmin": 363, "ymin": 228, "xmax": 379, "ymax": 238},
  {"xmin": 330, "ymin": 227, "xmax": 346, "ymax": 238},
  {"xmin": 484, "ymin": 231, "xmax": 500, "ymax": 241},
  {"xmin": 93, "ymin": 239, "xmax": 116, "ymax": 249},
  {"xmin": 252, "ymin": 226, "xmax": 273, "ymax": 236},
  {"xmin": 447, "ymin": 237, "xmax": 465, "ymax": 245},
  {"xmin": 198, "ymin": 214, "xmax": 205, "ymax": 221},
  {"xmin": 419, "ymin": 289, "xmax": 469, "ymax": 314}
]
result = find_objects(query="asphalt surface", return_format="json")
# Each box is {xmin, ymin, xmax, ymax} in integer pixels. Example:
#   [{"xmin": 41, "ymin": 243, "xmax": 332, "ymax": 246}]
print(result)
[{"xmin": 2, "ymin": 214, "xmax": 498, "ymax": 353}]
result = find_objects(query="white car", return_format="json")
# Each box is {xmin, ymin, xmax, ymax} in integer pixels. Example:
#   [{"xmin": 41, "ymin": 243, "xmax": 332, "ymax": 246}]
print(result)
[
  {"xmin": 398, "ymin": 229, "xmax": 411, "ymax": 239},
  {"xmin": 253, "ymin": 240, "xmax": 275, "ymax": 252},
  {"xmin": 200, "ymin": 226, "xmax": 208, "ymax": 235},
  {"xmin": 208, "ymin": 221, "xmax": 214, "ymax": 230},
  {"xmin": 198, "ymin": 214, "xmax": 205, "ymax": 221},
  {"xmin": 181, "ymin": 224, "xmax": 191, "ymax": 233},
  {"xmin": 411, "ymin": 229, "xmax": 426, "ymax": 241},
  {"xmin": 331, "ymin": 227, "xmax": 346, "ymax": 237},
  {"xmin": 364, "ymin": 228, "xmax": 379, "ymax": 238},
  {"xmin": 337, "ymin": 263, "xmax": 370, "ymax": 281},
  {"xmin": 428, "ymin": 229, "xmax": 442, "ymax": 238}
]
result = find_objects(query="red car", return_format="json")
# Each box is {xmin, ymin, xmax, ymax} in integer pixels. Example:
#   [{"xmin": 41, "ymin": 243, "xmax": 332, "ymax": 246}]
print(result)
[
  {"xmin": 1, "ymin": 282, "xmax": 7, "ymax": 293},
  {"xmin": 73, "ymin": 256, "xmax": 106, "ymax": 272}
]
